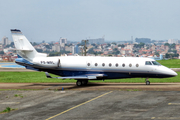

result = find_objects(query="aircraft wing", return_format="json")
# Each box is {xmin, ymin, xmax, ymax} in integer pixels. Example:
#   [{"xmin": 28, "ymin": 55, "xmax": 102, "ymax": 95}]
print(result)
[{"xmin": 45, "ymin": 72, "xmax": 107, "ymax": 80}]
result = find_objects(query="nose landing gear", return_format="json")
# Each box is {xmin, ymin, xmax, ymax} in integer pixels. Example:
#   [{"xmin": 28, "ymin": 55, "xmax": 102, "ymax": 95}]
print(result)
[{"xmin": 145, "ymin": 78, "xmax": 150, "ymax": 85}]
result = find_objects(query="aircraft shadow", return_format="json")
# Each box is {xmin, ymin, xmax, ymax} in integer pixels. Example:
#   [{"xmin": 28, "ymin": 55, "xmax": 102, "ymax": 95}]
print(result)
[
  {"xmin": 24, "ymin": 83, "xmax": 178, "ymax": 90},
  {"xmin": 26, "ymin": 83, "xmax": 74, "ymax": 87},
  {"xmin": 58, "ymin": 83, "xmax": 177, "ymax": 90}
]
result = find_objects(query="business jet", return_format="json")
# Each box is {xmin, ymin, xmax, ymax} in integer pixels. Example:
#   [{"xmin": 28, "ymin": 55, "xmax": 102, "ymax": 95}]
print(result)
[{"xmin": 11, "ymin": 29, "xmax": 177, "ymax": 86}]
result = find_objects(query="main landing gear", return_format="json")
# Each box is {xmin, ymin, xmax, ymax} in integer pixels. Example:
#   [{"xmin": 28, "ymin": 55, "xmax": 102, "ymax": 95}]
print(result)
[
  {"xmin": 145, "ymin": 78, "xmax": 150, "ymax": 85},
  {"xmin": 76, "ymin": 80, "xmax": 88, "ymax": 86}
]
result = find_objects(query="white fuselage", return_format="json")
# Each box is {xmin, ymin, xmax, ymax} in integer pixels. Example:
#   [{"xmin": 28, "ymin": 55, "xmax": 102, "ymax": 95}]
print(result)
[{"xmin": 29, "ymin": 56, "xmax": 177, "ymax": 79}]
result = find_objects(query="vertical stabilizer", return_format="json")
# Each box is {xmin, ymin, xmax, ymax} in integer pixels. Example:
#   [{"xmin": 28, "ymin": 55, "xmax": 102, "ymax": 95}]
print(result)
[{"xmin": 11, "ymin": 29, "xmax": 47, "ymax": 60}]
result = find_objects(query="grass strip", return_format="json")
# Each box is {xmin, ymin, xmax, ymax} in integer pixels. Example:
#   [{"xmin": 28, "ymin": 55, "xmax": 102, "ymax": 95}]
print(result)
[
  {"xmin": 0, "ymin": 71, "xmax": 180, "ymax": 83},
  {"xmin": 157, "ymin": 59, "xmax": 180, "ymax": 68}
]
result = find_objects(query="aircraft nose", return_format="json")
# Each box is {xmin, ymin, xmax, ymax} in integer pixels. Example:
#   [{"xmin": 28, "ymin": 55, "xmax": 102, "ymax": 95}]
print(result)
[{"xmin": 169, "ymin": 69, "xmax": 178, "ymax": 77}]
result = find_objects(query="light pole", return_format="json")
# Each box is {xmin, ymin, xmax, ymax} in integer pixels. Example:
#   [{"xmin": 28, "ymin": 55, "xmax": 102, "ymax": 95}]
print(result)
[{"xmin": 82, "ymin": 40, "xmax": 89, "ymax": 56}]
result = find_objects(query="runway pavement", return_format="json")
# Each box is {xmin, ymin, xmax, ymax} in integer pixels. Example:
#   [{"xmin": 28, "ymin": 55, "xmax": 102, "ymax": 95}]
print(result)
[
  {"xmin": 0, "ymin": 67, "xmax": 33, "ymax": 72},
  {"xmin": 0, "ymin": 90, "xmax": 180, "ymax": 120}
]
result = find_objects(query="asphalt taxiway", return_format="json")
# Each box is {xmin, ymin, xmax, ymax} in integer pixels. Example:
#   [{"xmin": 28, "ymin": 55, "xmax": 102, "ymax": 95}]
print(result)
[
  {"xmin": 0, "ymin": 90, "xmax": 180, "ymax": 120},
  {"xmin": 1, "ymin": 83, "xmax": 180, "ymax": 91}
]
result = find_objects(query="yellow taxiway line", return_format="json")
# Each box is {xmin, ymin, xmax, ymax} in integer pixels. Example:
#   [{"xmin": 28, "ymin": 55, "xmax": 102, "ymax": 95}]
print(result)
[
  {"xmin": 46, "ymin": 91, "xmax": 113, "ymax": 120},
  {"xmin": 151, "ymin": 117, "xmax": 180, "ymax": 119},
  {"xmin": 168, "ymin": 103, "xmax": 180, "ymax": 105},
  {"xmin": 151, "ymin": 103, "xmax": 180, "ymax": 119}
]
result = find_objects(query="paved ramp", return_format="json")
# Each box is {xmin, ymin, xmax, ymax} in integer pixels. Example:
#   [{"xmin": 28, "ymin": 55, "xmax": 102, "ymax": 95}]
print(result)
[{"xmin": 1, "ymin": 83, "xmax": 180, "ymax": 91}]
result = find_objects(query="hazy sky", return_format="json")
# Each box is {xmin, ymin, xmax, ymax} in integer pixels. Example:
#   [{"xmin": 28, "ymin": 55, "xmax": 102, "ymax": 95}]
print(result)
[{"xmin": 0, "ymin": 0, "xmax": 180, "ymax": 42}]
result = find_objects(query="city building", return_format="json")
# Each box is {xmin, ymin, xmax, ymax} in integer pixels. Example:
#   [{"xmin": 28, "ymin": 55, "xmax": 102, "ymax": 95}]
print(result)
[
  {"xmin": 126, "ymin": 44, "xmax": 134, "ymax": 50},
  {"xmin": 52, "ymin": 42, "xmax": 60, "ymax": 52},
  {"xmin": 73, "ymin": 45, "xmax": 81, "ymax": 54},
  {"xmin": 135, "ymin": 38, "xmax": 151, "ymax": 43},
  {"xmin": 168, "ymin": 39, "xmax": 178, "ymax": 44},
  {"xmin": 1, "ymin": 36, "xmax": 11, "ymax": 45},
  {"xmin": 0, "ymin": 44, "xmax": 3, "ymax": 49},
  {"xmin": 88, "ymin": 38, "xmax": 105, "ymax": 44},
  {"xmin": 60, "ymin": 38, "xmax": 67, "ymax": 48},
  {"xmin": 65, "ymin": 46, "xmax": 73, "ymax": 52}
]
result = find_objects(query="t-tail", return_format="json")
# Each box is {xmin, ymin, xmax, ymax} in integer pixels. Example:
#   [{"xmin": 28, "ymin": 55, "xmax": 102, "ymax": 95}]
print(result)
[{"xmin": 11, "ymin": 29, "xmax": 47, "ymax": 69}]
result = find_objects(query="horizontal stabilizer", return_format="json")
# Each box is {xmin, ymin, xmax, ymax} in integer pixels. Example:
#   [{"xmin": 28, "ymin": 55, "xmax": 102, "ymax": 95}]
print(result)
[{"xmin": 45, "ymin": 72, "xmax": 107, "ymax": 80}]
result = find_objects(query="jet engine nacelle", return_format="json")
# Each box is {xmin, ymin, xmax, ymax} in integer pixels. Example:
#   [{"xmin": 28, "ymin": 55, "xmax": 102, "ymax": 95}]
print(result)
[{"xmin": 33, "ymin": 57, "xmax": 60, "ymax": 67}]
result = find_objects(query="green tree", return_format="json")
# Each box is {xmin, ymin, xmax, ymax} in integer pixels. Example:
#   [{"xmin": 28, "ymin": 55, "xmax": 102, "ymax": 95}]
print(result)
[
  {"xmin": 112, "ymin": 48, "xmax": 120, "ymax": 56},
  {"xmin": 32, "ymin": 42, "xmax": 38, "ymax": 46},
  {"xmin": 139, "ymin": 42, "xmax": 145, "ymax": 48},
  {"xmin": 0, "ymin": 51, "xmax": 4, "ymax": 55},
  {"xmin": 118, "ymin": 44, "xmax": 125, "ymax": 48},
  {"xmin": 113, "ymin": 48, "xmax": 118, "ymax": 51},
  {"xmin": 97, "ymin": 51, "xmax": 103, "ymax": 55},
  {"xmin": 36, "ymin": 49, "xmax": 43, "ymax": 52},
  {"xmin": 87, "ymin": 48, "xmax": 94, "ymax": 54},
  {"xmin": 113, "ymin": 51, "xmax": 120, "ymax": 55},
  {"xmin": 49, "ymin": 52, "xmax": 61, "ymax": 56},
  {"xmin": 134, "ymin": 42, "xmax": 145, "ymax": 48},
  {"xmin": 165, "ymin": 53, "xmax": 179, "ymax": 59},
  {"xmin": 107, "ymin": 43, "xmax": 111, "ymax": 47},
  {"xmin": 91, "ymin": 43, "xmax": 96, "ymax": 46},
  {"xmin": 164, "ymin": 43, "xmax": 170, "ymax": 46},
  {"xmin": 143, "ymin": 52, "xmax": 147, "ymax": 54},
  {"xmin": 170, "ymin": 43, "xmax": 176, "ymax": 49},
  {"xmin": 5, "ymin": 44, "xmax": 11, "ymax": 48},
  {"xmin": 10, "ymin": 42, "xmax": 14, "ymax": 47},
  {"xmin": 112, "ymin": 42, "xmax": 117, "ymax": 45},
  {"xmin": 133, "ymin": 50, "xmax": 137, "ymax": 53},
  {"xmin": 154, "ymin": 51, "xmax": 159, "ymax": 56},
  {"xmin": 172, "ymin": 50, "xmax": 177, "ymax": 54}
]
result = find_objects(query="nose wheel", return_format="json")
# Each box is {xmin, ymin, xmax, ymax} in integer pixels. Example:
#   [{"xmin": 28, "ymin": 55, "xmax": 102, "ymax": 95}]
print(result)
[{"xmin": 145, "ymin": 78, "xmax": 150, "ymax": 85}]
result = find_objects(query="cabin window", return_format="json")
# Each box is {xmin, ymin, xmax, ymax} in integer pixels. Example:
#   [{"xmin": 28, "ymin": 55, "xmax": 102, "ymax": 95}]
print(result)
[
  {"xmin": 152, "ymin": 61, "xmax": 161, "ymax": 65},
  {"xmin": 129, "ymin": 64, "xmax": 132, "ymax": 67},
  {"xmin": 136, "ymin": 64, "xmax": 139, "ymax": 67},
  {"xmin": 109, "ymin": 63, "xmax": 112, "ymax": 67},
  {"xmin": 115, "ymin": 63, "xmax": 118, "ymax": 67},
  {"xmin": 145, "ymin": 61, "xmax": 152, "ymax": 65},
  {"xmin": 102, "ymin": 63, "xmax": 105, "ymax": 67},
  {"xmin": 122, "ymin": 63, "xmax": 125, "ymax": 67},
  {"xmin": 95, "ymin": 63, "xmax": 98, "ymax": 66},
  {"xmin": 87, "ymin": 63, "xmax": 90, "ymax": 66}
]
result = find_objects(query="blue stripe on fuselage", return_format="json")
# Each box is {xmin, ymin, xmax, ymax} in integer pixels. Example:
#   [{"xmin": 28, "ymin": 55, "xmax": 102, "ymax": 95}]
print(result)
[
  {"xmin": 40, "ymin": 69, "xmax": 174, "ymax": 79},
  {"xmin": 15, "ymin": 58, "xmax": 33, "ymax": 65}
]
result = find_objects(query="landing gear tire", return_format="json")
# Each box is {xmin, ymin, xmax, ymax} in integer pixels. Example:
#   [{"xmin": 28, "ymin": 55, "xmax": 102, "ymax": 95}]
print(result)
[
  {"xmin": 76, "ymin": 80, "xmax": 88, "ymax": 86},
  {"xmin": 146, "ymin": 81, "xmax": 150, "ymax": 85},
  {"xmin": 82, "ymin": 80, "xmax": 88, "ymax": 85},
  {"xmin": 76, "ymin": 80, "xmax": 82, "ymax": 86},
  {"xmin": 145, "ymin": 78, "xmax": 150, "ymax": 85}
]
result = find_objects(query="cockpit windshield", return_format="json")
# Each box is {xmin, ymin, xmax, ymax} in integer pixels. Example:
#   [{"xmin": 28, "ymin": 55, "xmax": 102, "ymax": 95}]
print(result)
[
  {"xmin": 145, "ymin": 61, "xmax": 152, "ymax": 65},
  {"xmin": 152, "ymin": 61, "xmax": 161, "ymax": 65},
  {"xmin": 145, "ymin": 61, "xmax": 161, "ymax": 65}
]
